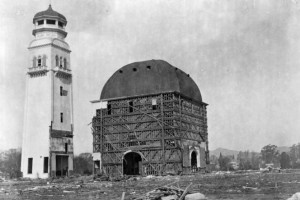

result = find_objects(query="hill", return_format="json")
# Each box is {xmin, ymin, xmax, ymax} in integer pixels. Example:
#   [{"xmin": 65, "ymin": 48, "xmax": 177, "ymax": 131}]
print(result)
[{"xmin": 210, "ymin": 148, "xmax": 240, "ymax": 158}]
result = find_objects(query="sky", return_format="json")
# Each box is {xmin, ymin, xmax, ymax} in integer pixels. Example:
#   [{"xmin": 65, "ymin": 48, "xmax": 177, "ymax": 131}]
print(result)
[{"xmin": 1, "ymin": 0, "xmax": 300, "ymax": 154}]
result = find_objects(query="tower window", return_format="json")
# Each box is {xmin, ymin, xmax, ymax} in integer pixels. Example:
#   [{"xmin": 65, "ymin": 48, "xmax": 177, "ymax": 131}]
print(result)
[
  {"xmin": 28, "ymin": 158, "xmax": 33, "ymax": 174},
  {"xmin": 63, "ymin": 58, "xmax": 67, "ymax": 69},
  {"xmin": 37, "ymin": 56, "xmax": 42, "ymax": 66},
  {"xmin": 60, "ymin": 57, "xmax": 62, "ymax": 67},
  {"xmin": 46, "ymin": 19, "xmax": 56, "ymax": 25},
  {"xmin": 60, "ymin": 86, "xmax": 63, "ymax": 96},
  {"xmin": 60, "ymin": 113, "xmax": 63, "ymax": 123},
  {"xmin": 65, "ymin": 143, "xmax": 68, "ymax": 153},
  {"xmin": 43, "ymin": 157, "xmax": 48, "ymax": 173},
  {"xmin": 42, "ymin": 55, "xmax": 46, "ymax": 66},
  {"xmin": 58, "ymin": 21, "xmax": 64, "ymax": 27},
  {"xmin": 33, "ymin": 56, "xmax": 37, "ymax": 68},
  {"xmin": 129, "ymin": 101, "xmax": 133, "ymax": 113},
  {"xmin": 37, "ymin": 20, "xmax": 44, "ymax": 25},
  {"xmin": 55, "ymin": 55, "xmax": 59, "ymax": 66}
]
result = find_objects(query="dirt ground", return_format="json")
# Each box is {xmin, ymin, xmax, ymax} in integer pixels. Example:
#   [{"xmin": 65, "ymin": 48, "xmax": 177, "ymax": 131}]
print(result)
[{"xmin": 0, "ymin": 170, "xmax": 300, "ymax": 200}]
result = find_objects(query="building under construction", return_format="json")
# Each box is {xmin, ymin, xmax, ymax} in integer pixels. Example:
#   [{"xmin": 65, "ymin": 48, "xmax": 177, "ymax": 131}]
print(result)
[{"xmin": 91, "ymin": 60, "xmax": 209, "ymax": 177}]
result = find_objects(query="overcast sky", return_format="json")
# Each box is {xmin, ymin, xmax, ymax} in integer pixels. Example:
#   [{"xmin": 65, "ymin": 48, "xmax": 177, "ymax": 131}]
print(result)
[{"xmin": 1, "ymin": 0, "xmax": 300, "ymax": 154}]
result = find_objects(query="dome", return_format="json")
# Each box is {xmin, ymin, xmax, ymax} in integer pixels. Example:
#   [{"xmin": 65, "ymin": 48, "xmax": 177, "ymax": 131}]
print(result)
[
  {"xmin": 100, "ymin": 60, "xmax": 202, "ymax": 102},
  {"xmin": 33, "ymin": 5, "xmax": 67, "ymax": 24}
]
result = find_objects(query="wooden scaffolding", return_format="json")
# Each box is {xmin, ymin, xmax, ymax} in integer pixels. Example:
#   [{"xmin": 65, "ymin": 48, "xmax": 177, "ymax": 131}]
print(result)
[{"xmin": 92, "ymin": 92, "xmax": 209, "ymax": 177}]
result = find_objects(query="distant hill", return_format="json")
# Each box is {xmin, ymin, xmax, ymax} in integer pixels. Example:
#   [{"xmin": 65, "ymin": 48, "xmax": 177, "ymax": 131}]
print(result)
[
  {"xmin": 210, "ymin": 146, "xmax": 290, "ymax": 158},
  {"xmin": 210, "ymin": 148, "xmax": 240, "ymax": 158}
]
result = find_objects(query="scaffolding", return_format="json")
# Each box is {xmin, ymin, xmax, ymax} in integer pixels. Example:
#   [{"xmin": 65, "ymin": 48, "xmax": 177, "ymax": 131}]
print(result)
[{"xmin": 92, "ymin": 92, "xmax": 208, "ymax": 177}]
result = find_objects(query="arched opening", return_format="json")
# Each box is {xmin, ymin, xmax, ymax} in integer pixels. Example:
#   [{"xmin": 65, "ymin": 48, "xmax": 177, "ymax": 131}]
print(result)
[
  {"xmin": 55, "ymin": 55, "xmax": 59, "ymax": 66},
  {"xmin": 191, "ymin": 151, "xmax": 197, "ymax": 169},
  {"xmin": 63, "ymin": 58, "xmax": 67, "ymax": 69},
  {"xmin": 123, "ymin": 152, "xmax": 142, "ymax": 175}
]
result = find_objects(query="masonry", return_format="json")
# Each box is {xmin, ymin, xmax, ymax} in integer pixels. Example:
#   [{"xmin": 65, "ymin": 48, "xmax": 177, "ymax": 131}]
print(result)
[{"xmin": 91, "ymin": 60, "xmax": 209, "ymax": 177}]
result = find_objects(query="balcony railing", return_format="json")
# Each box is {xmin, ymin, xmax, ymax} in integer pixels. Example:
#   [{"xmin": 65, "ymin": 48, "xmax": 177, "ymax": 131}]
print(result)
[
  {"xmin": 28, "ymin": 65, "xmax": 49, "ymax": 76},
  {"xmin": 53, "ymin": 66, "xmax": 72, "ymax": 77}
]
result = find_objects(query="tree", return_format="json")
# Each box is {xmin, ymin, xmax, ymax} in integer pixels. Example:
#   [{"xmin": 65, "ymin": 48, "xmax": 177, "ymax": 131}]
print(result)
[
  {"xmin": 218, "ymin": 153, "xmax": 231, "ymax": 171},
  {"xmin": 0, "ymin": 149, "xmax": 22, "ymax": 179},
  {"xmin": 289, "ymin": 143, "xmax": 300, "ymax": 168},
  {"xmin": 280, "ymin": 152, "xmax": 291, "ymax": 169},
  {"xmin": 261, "ymin": 144, "xmax": 279, "ymax": 164},
  {"xmin": 73, "ymin": 153, "xmax": 93, "ymax": 175}
]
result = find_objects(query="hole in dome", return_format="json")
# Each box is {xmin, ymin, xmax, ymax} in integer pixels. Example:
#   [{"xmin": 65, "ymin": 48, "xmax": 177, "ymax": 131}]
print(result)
[
  {"xmin": 119, "ymin": 70, "xmax": 123, "ymax": 73},
  {"xmin": 187, "ymin": 74, "xmax": 190, "ymax": 77},
  {"xmin": 175, "ymin": 68, "xmax": 178, "ymax": 71},
  {"xmin": 146, "ymin": 66, "xmax": 151, "ymax": 70},
  {"xmin": 133, "ymin": 68, "xmax": 137, "ymax": 72}
]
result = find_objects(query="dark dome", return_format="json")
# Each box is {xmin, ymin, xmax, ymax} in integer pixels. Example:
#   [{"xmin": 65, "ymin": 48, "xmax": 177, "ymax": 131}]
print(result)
[
  {"xmin": 33, "ymin": 5, "xmax": 67, "ymax": 24},
  {"xmin": 100, "ymin": 60, "xmax": 202, "ymax": 102}
]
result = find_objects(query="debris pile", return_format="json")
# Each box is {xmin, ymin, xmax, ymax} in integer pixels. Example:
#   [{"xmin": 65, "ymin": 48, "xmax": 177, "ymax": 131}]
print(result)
[{"xmin": 133, "ymin": 181, "xmax": 206, "ymax": 200}]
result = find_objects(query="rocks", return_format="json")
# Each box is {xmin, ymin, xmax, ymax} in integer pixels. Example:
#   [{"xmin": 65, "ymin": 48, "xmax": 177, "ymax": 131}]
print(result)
[
  {"xmin": 287, "ymin": 192, "xmax": 300, "ymax": 200},
  {"xmin": 161, "ymin": 195, "xmax": 179, "ymax": 200},
  {"xmin": 184, "ymin": 193, "xmax": 206, "ymax": 200}
]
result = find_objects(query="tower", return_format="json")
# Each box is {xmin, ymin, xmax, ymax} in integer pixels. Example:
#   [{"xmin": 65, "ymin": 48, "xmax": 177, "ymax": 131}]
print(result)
[{"xmin": 21, "ymin": 5, "xmax": 74, "ymax": 178}]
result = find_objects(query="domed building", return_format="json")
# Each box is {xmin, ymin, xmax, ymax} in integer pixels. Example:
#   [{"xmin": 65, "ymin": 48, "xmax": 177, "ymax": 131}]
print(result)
[{"xmin": 92, "ymin": 60, "xmax": 209, "ymax": 176}]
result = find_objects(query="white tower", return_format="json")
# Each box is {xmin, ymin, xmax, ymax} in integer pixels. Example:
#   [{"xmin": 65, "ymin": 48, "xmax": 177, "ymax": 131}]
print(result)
[{"xmin": 21, "ymin": 5, "xmax": 74, "ymax": 178}]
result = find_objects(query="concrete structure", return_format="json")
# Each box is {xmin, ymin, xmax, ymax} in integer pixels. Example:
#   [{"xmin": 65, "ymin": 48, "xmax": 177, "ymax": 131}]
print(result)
[
  {"xmin": 21, "ymin": 5, "xmax": 74, "ymax": 178},
  {"xmin": 92, "ymin": 60, "xmax": 209, "ymax": 177}
]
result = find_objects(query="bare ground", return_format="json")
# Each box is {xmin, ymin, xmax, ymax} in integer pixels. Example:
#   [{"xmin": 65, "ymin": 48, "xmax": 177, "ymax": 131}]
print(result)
[{"xmin": 0, "ymin": 170, "xmax": 300, "ymax": 200}]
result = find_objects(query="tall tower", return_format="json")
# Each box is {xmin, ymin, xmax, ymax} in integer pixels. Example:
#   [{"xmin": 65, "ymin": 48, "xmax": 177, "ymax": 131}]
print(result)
[{"xmin": 21, "ymin": 5, "xmax": 74, "ymax": 178}]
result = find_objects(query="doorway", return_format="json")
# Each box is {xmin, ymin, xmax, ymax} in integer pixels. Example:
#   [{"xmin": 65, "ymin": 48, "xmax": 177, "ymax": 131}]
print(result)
[
  {"xmin": 123, "ymin": 152, "xmax": 142, "ymax": 175},
  {"xmin": 56, "ymin": 155, "xmax": 68, "ymax": 177},
  {"xmin": 191, "ymin": 151, "xmax": 197, "ymax": 168}
]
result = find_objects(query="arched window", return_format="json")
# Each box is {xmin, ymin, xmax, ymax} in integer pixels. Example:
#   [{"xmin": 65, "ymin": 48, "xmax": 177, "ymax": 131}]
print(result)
[
  {"xmin": 33, "ymin": 56, "xmax": 37, "ymax": 68},
  {"xmin": 42, "ymin": 55, "xmax": 46, "ymax": 66},
  {"xmin": 63, "ymin": 58, "xmax": 67, "ymax": 69},
  {"xmin": 37, "ymin": 56, "xmax": 42, "ymax": 67},
  {"xmin": 60, "ymin": 57, "xmax": 62, "ymax": 68},
  {"xmin": 55, "ymin": 55, "xmax": 59, "ymax": 66}
]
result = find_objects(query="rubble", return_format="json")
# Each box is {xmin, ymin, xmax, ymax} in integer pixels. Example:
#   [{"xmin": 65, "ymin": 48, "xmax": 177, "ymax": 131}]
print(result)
[
  {"xmin": 287, "ymin": 192, "xmax": 300, "ymax": 200},
  {"xmin": 185, "ymin": 193, "xmax": 206, "ymax": 200}
]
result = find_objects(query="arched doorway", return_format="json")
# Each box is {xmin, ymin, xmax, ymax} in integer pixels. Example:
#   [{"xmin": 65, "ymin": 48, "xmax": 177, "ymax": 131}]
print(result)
[
  {"xmin": 191, "ymin": 151, "xmax": 197, "ymax": 169},
  {"xmin": 123, "ymin": 152, "xmax": 142, "ymax": 175}
]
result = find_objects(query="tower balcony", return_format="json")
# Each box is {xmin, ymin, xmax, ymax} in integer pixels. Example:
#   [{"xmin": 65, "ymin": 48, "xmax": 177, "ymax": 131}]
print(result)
[
  {"xmin": 28, "ymin": 65, "xmax": 49, "ymax": 76},
  {"xmin": 53, "ymin": 66, "xmax": 72, "ymax": 78}
]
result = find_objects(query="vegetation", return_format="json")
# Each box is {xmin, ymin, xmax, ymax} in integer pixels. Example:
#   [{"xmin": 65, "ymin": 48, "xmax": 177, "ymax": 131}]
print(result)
[
  {"xmin": 0, "ymin": 149, "xmax": 22, "ymax": 179},
  {"xmin": 73, "ymin": 153, "xmax": 93, "ymax": 175},
  {"xmin": 211, "ymin": 143, "xmax": 300, "ymax": 171}
]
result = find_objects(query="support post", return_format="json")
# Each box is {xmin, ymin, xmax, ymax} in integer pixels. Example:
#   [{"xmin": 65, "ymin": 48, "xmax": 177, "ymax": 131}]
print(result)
[{"xmin": 160, "ymin": 94, "xmax": 165, "ymax": 174}]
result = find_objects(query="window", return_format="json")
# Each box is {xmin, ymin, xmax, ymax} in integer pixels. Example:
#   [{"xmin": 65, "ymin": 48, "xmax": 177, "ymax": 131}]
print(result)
[
  {"xmin": 58, "ymin": 21, "xmax": 64, "ymax": 27},
  {"xmin": 42, "ymin": 55, "xmax": 46, "ymax": 66},
  {"xmin": 33, "ymin": 57, "xmax": 37, "ymax": 68},
  {"xmin": 63, "ymin": 58, "xmax": 67, "ymax": 69},
  {"xmin": 60, "ymin": 57, "xmax": 62, "ymax": 67},
  {"xmin": 43, "ymin": 157, "xmax": 48, "ymax": 173},
  {"xmin": 37, "ymin": 20, "xmax": 44, "ymax": 25},
  {"xmin": 129, "ymin": 101, "xmax": 133, "ymax": 113},
  {"xmin": 28, "ymin": 158, "xmax": 33, "ymax": 174},
  {"xmin": 60, "ymin": 113, "xmax": 63, "ymax": 123},
  {"xmin": 107, "ymin": 104, "xmax": 111, "ymax": 115},
  {"xmin": 55, "ymin": 55, "xmax": 59, "ymax": 66},
  {"xmin": 60, "ymin": 86, "xmax": 63, "ymax": 96},
  {"xmin": 152, "ymin": 98, "xmax": 157, "ymax": 110},
  {"xmin": 46, "ymin": 19, "xmax": 56, "ymax": 25},
  {"xmin": 65, "ymin": 143, "xmax": 68, "ymax": 153},
  {"xmin": 37, "ymin": 56, "xmax": 42, "ymax": 66}
]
